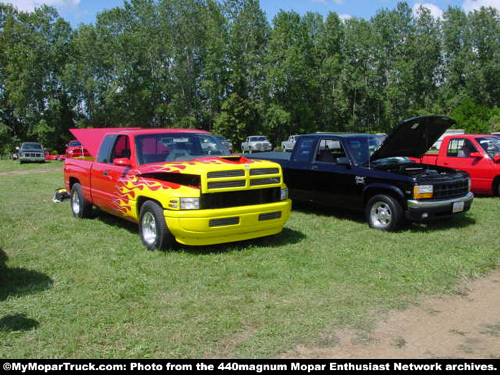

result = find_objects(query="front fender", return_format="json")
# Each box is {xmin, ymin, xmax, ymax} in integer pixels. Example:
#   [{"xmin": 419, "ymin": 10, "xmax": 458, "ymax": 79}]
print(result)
[{"xmin": 362, "ymin": 183, "xmax": 407, "ymax": 206}]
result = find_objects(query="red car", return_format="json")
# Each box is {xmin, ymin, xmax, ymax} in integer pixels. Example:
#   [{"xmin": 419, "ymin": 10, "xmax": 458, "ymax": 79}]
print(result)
[
  {"xmin": 65, "ymin": 140, "xmax": 91, "ymax": 159},
  {"xmin": 44, "ymin": 151, "xmax": 65, "ymax": 161},
  {"xmin": 414, "ymin": 134, "xmax": 500, "ymax": 196}
]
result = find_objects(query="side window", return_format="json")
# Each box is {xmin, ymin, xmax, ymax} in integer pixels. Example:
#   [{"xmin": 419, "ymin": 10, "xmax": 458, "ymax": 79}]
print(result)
[
  {"xmin": 316, "ymin": 139, "xmax": 347, "ymax": 164},
  {"xmin": 447, "ymin": 139, "xmax": 477, "ymax": 158},
  {"xmin": 110, "ymin": 135, "xmax": 131, "ymax": 163},
  {"xmin": 96, "ymin": 135, "xmax": 117, "ymax": 163},
  {"xmin": 293, "ymin": 138, "xmax": 315, "ymax": 162}
]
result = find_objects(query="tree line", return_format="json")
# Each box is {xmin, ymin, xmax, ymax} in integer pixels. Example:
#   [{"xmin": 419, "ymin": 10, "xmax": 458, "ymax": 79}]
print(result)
[{"xmin": 0, "ymin": 0, "xmax": 499, "ymax": 153}]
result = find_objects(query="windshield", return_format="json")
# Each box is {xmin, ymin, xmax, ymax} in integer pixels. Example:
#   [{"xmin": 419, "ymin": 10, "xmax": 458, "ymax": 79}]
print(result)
[
  {"xmin": 21, "ymin": 143, "xmax": 42, "ymax": 150},
  {"xmin": 477, "ymin": 137, "xmax": 500, "ymax": 158},
  {"xmin": 344, "ymin": 136, "xmax": 386, "ymax": 164},
  {"xmin": 250, "ymin": 136, "xmax": 268, "ymax": 142},
  {"xmin": 135, "ymin": 133, "xmax": 231, "ymax": 165}
]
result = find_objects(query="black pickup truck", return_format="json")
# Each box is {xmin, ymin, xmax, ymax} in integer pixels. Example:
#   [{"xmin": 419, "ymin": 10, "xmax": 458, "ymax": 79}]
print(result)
[{"xmin": 248, "ymin": 116, "xmax": 474, "ymax": 231}]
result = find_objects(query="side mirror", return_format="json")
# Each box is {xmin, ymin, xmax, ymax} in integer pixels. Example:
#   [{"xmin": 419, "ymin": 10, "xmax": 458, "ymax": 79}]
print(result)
[
  {"xmin": 113, "ymin": 158, "xmax": 132, "ymax": 167},
  {"xmin": 337, "ymin": 157, "xmax": 351, "ymax": 167},
  {"xmin": 494, "ymin": 155, "xmax": 500, "ymax": 163},
  {"xmin": 469, "ymin": 152, "xmax": 482, "ymax": 158}
]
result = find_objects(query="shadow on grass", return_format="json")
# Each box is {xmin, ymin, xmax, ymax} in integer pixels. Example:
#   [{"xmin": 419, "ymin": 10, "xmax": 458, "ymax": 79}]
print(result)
[
  {"xmin": 293, "ymin": 201, "xmax": 365, "ymax": 224},
  {"xmin": 0, "ymin": 314, "xmax": 39, "ymax": 332},
  {"xmin": 0, "ymin": 249, "xmax": 53, "ymax": 302},
  {"xmin": 180, "ymin": 227, "xmax": 307, "ymax": 255},
  {"xmin": 293, "ymin": 201, "xmax": 476, "ymax": 232},
  {"xmin": 406, "ymin": 215, "xmax": 476, "ymax": 233},
  {"xmin": 91, "ymin": 208, "xmax": 306, "ymax": 254},
  {"xmin": 94, "ymin": 209, "xmax": 138, "ymax": 234}
]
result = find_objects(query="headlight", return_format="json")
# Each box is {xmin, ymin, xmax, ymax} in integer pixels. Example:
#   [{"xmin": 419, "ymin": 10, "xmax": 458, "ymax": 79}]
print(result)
[
  {"xmin": 180, "ymin": 197, "xmax": 200, "ymax": 210},
  {"xmin": 280, "ymin": 188, "xmax": 289, "ymax": 201},
  {"xmin": 413, "ymin": 185, "xmax": 433, "ymax": 199}
]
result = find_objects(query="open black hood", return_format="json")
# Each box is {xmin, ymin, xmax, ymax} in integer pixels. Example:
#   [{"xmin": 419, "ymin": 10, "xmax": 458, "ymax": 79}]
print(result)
[{"xmin": 370, "ymin": 116, "xmax": 456, "ymax": 161}]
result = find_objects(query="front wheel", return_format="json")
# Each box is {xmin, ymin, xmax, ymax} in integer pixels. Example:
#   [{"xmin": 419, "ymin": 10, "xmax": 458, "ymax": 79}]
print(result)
[
  {"xmin": 139, "ymin": 201, "xmax": 175, "ymax": 251},
  {"xmin": 365, "ymin": 194, "xmax": 405, "ymax": 231},
  {"xmin": 70, "ymin": 183, "xmax": 92, "ymax": 218}
]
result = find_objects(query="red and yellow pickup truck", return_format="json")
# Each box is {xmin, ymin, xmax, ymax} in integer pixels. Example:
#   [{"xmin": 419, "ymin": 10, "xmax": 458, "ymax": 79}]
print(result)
[{"xmin": 64, "ymin": 128, "xmax": 291, "ymax": 250}]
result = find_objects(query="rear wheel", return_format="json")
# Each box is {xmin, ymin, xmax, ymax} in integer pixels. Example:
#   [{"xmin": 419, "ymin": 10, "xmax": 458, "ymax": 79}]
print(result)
[
  {"xmin": 365, "ymin": 194, "xmax": 405, "ymax": 231},
  {"xmin": 70, "ymin": 183, "xmax": 92, "ymax": 218},
  {"xmin": 139, "ymin": 201, "xmax": 175, "ymax": 251}
]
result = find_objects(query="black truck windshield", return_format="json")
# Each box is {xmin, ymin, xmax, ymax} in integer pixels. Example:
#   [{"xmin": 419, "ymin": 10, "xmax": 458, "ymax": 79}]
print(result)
[
  {"xmin": 344, "ymin": 136, "xmax": 385, "ymax": 164},
  {"xmin": 135, "ymin": 133, "xmax": 231, "ymax": 165},
  {"xmin": 21, "ymin": 143, "xmax": 43, "ymax": 150}
]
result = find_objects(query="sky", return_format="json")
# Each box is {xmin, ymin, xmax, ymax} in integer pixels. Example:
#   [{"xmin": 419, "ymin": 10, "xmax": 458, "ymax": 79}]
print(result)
[{"xmin": 1, "ymin": 0, "xmax": 500, "ymax": 26}]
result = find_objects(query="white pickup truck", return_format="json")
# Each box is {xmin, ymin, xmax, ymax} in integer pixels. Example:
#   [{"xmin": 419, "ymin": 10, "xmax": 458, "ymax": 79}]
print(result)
[
  {"xmin": 281, "ymin": 135, "xmax": 298, "ymax": 152},
  {"xmin": 241, "ymin": 136, "xmax": 273, "ymax": 153}
]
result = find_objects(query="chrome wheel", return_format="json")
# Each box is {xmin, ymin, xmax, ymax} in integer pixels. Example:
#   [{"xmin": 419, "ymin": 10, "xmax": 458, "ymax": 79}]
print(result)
[
  {"xmin": 141, "ymin": 211, "xmax": 157, "ymax": 246},
  {"xmin": 370, "ymin": 202, "xmax": 392, "ymax": 229},
  {"xmin": 72, "ymin": 190, "xmax": 80, "ymax": 215}
]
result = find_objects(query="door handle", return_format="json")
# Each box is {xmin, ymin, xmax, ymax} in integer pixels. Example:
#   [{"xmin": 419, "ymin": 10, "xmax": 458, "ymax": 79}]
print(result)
[{"xmin": 312, "ymin": 165, "xmax": 318, "ymax": 170}]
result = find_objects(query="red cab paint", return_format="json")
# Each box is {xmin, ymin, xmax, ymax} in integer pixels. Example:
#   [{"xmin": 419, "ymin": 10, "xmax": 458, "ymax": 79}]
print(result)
[{"xmin": 413, "ymin": 135, "xmax": 500, "ymax": 196}]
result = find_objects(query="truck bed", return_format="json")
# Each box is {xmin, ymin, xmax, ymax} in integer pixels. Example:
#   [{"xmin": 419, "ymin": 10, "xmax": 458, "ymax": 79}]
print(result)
[{"xmin": 243, "ymin": 152, "xmax": 291, "ymax": 168}]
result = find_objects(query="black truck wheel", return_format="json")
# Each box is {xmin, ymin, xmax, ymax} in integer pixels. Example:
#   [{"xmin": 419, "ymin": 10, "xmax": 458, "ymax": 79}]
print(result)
[
  {"xmin": 139, "ymin": 201, "xmax": 175, "ymax": 251},
  {"xmin": 365, "ymin": 194, "xmax": 405, "ymax": 231},
  {"xmin": 70, "ymin": 183, "xmax": 92, "ymax": 218}
]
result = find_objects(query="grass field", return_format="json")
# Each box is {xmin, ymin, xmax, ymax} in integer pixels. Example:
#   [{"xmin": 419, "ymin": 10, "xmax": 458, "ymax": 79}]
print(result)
[
  {"xmin": 0, "ymin": 161, "xmax": 499, "ymax": 358},
  {"xmin": 0, "ymin": 159, "xmax": 63, "ymax": 172}
]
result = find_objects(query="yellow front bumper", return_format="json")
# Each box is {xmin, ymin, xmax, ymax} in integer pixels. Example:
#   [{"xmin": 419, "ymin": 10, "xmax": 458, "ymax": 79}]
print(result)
[{"xmin": 164, "ymin": 200, "xmax": 292, "ymax": 246}]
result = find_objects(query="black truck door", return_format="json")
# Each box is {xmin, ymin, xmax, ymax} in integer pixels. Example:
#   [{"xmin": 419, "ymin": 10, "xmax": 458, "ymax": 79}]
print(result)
[
  {"xmin": 311, "ymin": 138, "xmax": 357, "ymax": 207},
  {"xmin": 286, "ymin": 137, "xmax": 318, "ymax": 202}
]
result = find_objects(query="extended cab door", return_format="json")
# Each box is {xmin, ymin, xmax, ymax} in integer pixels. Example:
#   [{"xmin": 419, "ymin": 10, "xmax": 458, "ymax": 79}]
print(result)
[
  {"xmin": 310, "ymin": 138, "xmax": 358, "ymax": 207},
  {"xmin": 442, "ymin": 137, "xmax": 494, "ymax": 194},
  {"xmin": 91, "ymin": 134, "xmax": 133, "ymax": 214},
  {"xmin": 285, "ymin": 136, "xmax": 318, "ymax": 201}
]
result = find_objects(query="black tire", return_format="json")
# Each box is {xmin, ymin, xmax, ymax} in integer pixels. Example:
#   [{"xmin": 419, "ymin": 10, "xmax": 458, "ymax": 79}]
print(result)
[
  {"xmin": 139, "ymin": 201, "xmax": 175, "ymax": 251},
  {"xmin": 70, "ymin": 183, "xmax": 92, "ymax": 218},
  {"xmin": 365, "ymin": 194, "xmax": 405, "ymax": 231}
]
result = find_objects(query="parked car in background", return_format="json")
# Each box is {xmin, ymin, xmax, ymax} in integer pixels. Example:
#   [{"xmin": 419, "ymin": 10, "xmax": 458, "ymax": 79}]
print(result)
[
  {"xmin": 17, "ymin": 142, "xmax": 45, "ymax": 163},
  {"xmin": 247, "ymin": 116, "xmax": 473, "ymax": 231},
  {"xmin": 215, "ymin": 135, "xmax": 233, "ymax": 151},
  {"xmin": 45, "ymin": 151, "xmax": 66, "ymax": 161},
  {"xmin": 65, "ymin": 140, "xmax": 92, "ymax": 160},
  {"xmin": 413, "ymin": 134, "xmax": 500, "ymax": 196},
  {"xmin": 281, "ymin": 135, "xmax": 298, "ymax": 152},
  {"xmin": 241, "ymin": 136, "xmax": 272, "ymax": 153}
]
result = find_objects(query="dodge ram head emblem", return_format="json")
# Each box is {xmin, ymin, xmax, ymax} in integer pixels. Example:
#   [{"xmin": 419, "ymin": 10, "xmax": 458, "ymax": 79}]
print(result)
[{"xmin": 355, "ymin": 176, "xmax": 366, "ymax": 185}]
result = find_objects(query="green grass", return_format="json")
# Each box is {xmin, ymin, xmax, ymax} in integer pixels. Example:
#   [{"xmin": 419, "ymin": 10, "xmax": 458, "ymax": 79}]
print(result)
[
  {"xmin": 0, "ymin": 164, "xmax": 499, "ymax": 358},
  {"xmin": 0, "ymin": 159, "xmax": 63, "ymax": 172}
]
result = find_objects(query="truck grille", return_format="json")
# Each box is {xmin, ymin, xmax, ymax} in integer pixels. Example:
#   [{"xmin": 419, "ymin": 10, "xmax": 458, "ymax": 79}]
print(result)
[
  {"xmin": 209, "ymin": 217, "xmax": 240, "ymax": 227},
  {"xmin": 202, "ymin": 187, "xmax": 280, "ymax": 209},
  {"xmin": 433, "ymin": 181, "xmax": 469, "ymax": 199},
  {"xmin": 208, "ymin": 180, "xmax": 246, "ymax": 189},
  {"xmin": 259, "ymin": 212, "xmax": 282, "ymax": 221},
  {"xmin": 23, "ymin": 153, "xmax": 43, "ymax": 157},
  {"xmin": 250, "ymin": 177, "xmax": 281, "ymax": 186},
  {"xmin": 250, "ymin": 168, "xmax": 279, "ymax": 176},
  {"xmin": 208, "ymin": 170, "xmax": 245, "ymax": 178}
]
